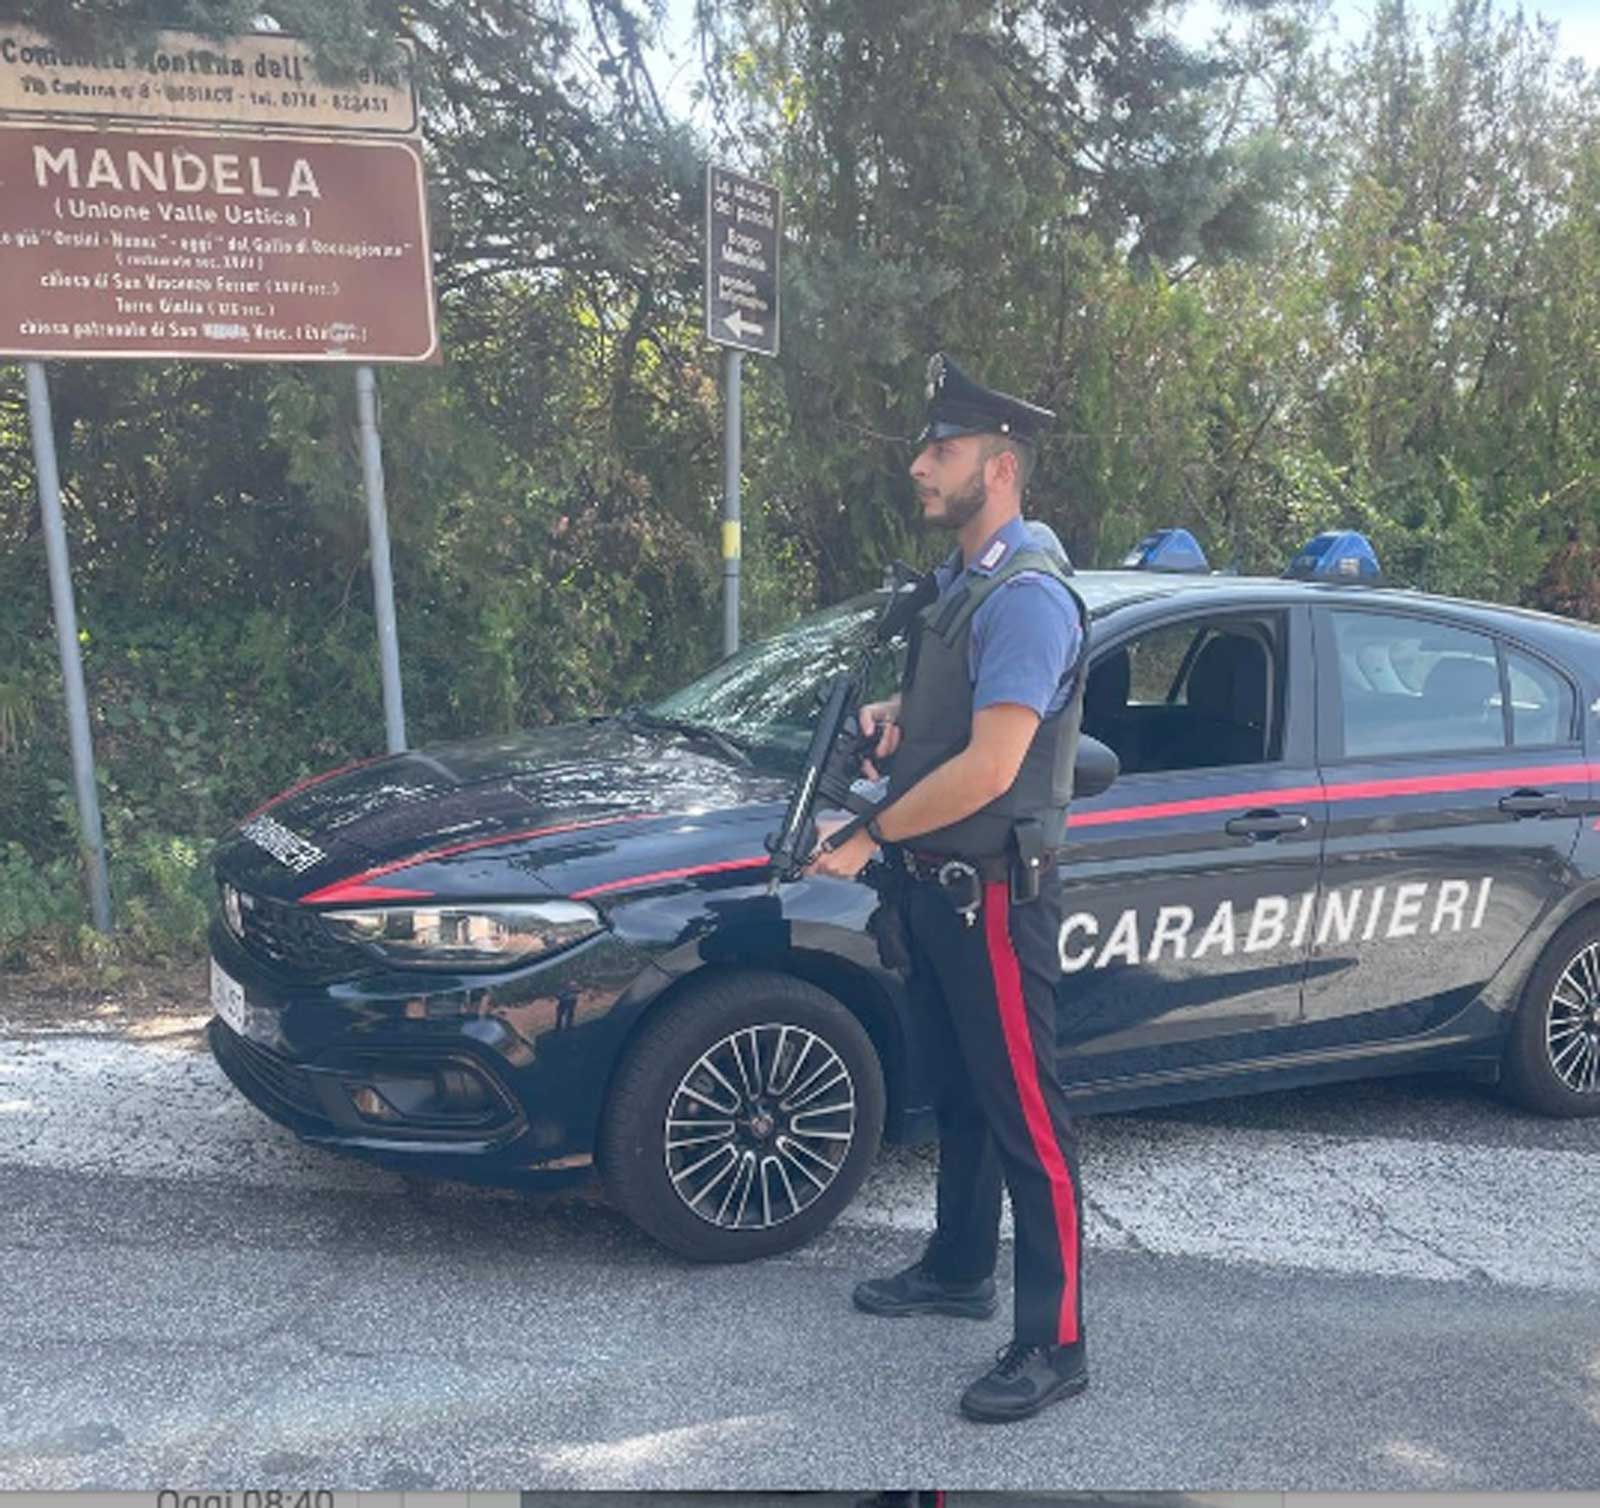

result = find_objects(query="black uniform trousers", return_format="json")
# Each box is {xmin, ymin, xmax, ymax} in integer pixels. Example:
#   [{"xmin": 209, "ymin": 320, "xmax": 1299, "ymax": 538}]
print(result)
[{"xmin": 903, "ymin": 862, "xmax": 1084, "ymax": 1347}]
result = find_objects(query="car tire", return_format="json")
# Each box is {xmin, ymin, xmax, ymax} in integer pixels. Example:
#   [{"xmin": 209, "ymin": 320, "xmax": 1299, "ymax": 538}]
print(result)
[
  {"xmin": 599, "ymin": 968, "xmax": 886, "ymax": 1261},
  {"xmin": 1502, "ymin": 912, "xmax": 1600, "ymax": 1116}
]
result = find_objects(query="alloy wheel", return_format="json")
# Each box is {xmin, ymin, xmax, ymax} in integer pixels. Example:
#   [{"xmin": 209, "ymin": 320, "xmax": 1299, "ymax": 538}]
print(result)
[
  {"xmin": 1548, "ymin": 942, "xmax": 1600, "ymax": 1095},
  {"xmin": 664, "ymin": 1023, "xmax": 857, "ymax": 1229}
]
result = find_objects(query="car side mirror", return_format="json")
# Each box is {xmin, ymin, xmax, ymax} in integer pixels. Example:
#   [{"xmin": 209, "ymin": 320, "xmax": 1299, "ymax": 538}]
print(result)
[{"xmin": 1073, "ymin": 733, "xmax": 1119, "ymax": 799}]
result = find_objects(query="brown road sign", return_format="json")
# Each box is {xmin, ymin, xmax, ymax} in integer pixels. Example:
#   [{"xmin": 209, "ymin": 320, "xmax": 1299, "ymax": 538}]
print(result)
[
  {"xmin": 0, "ymin": 27, "xmax": 418, "ymax": 135},
  {"xmin": 0, "ymin": 123, "xmax": 438, "ymax": 362}
]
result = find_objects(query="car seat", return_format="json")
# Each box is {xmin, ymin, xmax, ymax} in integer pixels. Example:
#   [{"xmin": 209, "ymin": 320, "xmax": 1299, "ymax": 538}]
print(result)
[
  {"xmin": 1158, "ymin": 633, "xmax": 1269, "ymax": 768},
  {"xmin": 1415, "ymin": 655, "xmax": 1502, "ymax": 748},
  {"xmin": 1083, "ymin": 647, "xmax": 1139, "ymax": 770}
]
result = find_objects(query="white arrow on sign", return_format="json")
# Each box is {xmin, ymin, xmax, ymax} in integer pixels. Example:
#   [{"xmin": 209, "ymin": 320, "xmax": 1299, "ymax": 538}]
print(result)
[{"xmin": 722, "ymin": 309, "xmax": 765, "ymax": 341}]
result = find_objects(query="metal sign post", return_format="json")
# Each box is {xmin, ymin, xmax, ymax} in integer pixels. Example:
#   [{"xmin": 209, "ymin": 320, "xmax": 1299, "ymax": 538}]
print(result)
[
  {"xmin": 24, "ymin": 361, "xmax": 112, "ymax": 932},
  {"xmin": 705, "ymin": 163, "xmax": 781, "ymax": 657},
  {"xmin": 356, "ymin": 365, "xmax": 406, "ymax": 752},
  {"xmin": 721, "ymin": 348, "xmax": 743, "ymax": 657}
]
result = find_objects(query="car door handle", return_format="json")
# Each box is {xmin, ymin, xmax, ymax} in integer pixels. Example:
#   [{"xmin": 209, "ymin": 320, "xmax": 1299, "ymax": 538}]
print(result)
[
  {"xmin": 1224, "ymin": 809, "xmax": 1311, "ymax": 839},
  {"xmin": 1498, "ymin": 789, "xmax": 1568, "ymax": 818}
]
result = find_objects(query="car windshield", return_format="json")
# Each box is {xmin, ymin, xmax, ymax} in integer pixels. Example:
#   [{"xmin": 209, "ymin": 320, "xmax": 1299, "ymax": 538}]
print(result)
[
  {"xmin": 644, "ymin": 570, "xmax": 1162, "ymax": 770},
  {"xmin": 647, "ymin": 597, "xmax": 885, "ymax": 767}
]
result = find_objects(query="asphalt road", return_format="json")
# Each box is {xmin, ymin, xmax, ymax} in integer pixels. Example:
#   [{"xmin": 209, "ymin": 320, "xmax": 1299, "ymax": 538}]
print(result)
[{"xmin": 1, "ymin": 1023, "xmax": 1598, "ymax": 1492}]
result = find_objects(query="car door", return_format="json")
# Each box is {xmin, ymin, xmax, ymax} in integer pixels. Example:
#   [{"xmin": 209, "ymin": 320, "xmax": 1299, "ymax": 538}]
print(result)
[
  {"xmin": 1303, "ymin": 604, "xmax": 1587, "ymax": 1045},
  {"xmin": 1056, "ymin": 600, "xmax": 1325, "ymax": 1088}
]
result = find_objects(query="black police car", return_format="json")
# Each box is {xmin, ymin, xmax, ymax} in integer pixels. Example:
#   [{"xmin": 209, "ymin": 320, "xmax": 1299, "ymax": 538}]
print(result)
[{"xmin": 208, "ymin": 529, "xmax": 1600, "ymax": 1261}]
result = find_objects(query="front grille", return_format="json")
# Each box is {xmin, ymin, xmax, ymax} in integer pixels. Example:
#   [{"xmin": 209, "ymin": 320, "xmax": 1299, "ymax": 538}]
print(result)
[
  {"xmin": 231, "ymin": 888, "xmax": 364, "ymax": 977},
  {"xmin": 211, "ymin": 1019, "xmax": 331, "ymax": 1127}
]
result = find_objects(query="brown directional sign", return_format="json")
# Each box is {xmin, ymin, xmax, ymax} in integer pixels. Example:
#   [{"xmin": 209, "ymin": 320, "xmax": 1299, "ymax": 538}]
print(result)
[
  {"xmin": 0, "ymin": 26, "xmax": 419, "ymax": 135},
  {"xmin": 0, "ymin": 123, "xmax": 438, "ymax": 362},
  {"xmin": 705, "ymin": 163, "xmax": 780, "ymax": 357}
]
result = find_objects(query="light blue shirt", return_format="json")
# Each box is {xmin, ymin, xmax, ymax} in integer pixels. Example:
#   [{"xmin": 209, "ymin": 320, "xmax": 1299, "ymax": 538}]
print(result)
[{"xmin": 932, "ymin": 516, "xmax": 1082, "ymax": 718}]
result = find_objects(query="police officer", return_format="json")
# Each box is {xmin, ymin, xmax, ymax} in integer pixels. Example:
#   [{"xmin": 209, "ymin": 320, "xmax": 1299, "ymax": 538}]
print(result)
[{"xmin": 807, "ymin": 354, "xmax": 1089, "ymax": 1424}]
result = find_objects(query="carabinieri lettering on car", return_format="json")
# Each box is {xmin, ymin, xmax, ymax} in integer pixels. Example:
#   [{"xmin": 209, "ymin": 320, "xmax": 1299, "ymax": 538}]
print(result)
[{"xmin": 1060, "ymin": 878, "xmax": 1495, "ymax": 971}]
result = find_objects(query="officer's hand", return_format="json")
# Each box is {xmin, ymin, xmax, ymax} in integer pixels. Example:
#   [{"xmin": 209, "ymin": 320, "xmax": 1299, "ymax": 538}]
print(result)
[
  {"xmin": 858, "ymin": 697, "xmax": 902, "ymax": 781},
  {"xmin": 803, "ymin": 819, "xmax": 876, "ymax": 880}
]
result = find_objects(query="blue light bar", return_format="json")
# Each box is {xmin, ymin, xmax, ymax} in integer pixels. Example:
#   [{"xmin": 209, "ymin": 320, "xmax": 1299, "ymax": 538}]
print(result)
[
  {"xmin": 1284, "ymin": 530, "xmax": 1381, "ymax": 583},
  {"xmin": 1121, "ymin": 528, "xmax": 1208, "ymax": 574}
]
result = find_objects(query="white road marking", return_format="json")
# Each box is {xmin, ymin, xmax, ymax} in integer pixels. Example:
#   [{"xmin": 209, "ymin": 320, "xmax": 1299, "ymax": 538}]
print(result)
[{"xmin": 3, "ymin": 1031, "xmax": 1598, "ymax": 1292}]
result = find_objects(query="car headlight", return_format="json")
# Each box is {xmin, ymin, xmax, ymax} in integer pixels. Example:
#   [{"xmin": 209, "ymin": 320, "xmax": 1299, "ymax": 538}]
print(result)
[
  {"xmin": 220, "ymin": 882, "xmax": 245, "ymax": 939},
  {"xmin": 317, "ymin": 900, "xmax": 604, "ymax": 970}
]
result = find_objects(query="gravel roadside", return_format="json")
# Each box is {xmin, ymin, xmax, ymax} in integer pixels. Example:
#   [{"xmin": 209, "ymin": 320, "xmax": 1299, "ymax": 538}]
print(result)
[{"xmin": 0, "ymin": 958, "xmax": 209, "ymax": 1044}]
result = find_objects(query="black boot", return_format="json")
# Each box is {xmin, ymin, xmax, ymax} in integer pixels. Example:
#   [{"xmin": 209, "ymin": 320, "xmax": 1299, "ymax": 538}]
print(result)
[
  {"xmin": 852, "ymin": 1258, "xmax": 997, "ymax": 1320},
  {"xmin": 959, "ymin": 1339, "xmax": 1089, "ymax": 1422}
]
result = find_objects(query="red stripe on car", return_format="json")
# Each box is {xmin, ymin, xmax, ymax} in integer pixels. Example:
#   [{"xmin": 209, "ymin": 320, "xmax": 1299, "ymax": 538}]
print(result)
[
  {"xmin": 1068, "ymin": 782, "xmax": 1325, "ymax": 828},
  {"xmin": 1068, "ymin": 760, "xmax": 1599, "ymax": 830},
  {"xmin": 300, "ymin": 884, "xmax": 434, "ymax": 904},
  {"xmin": 238, "ymin": 753, "xmax": 389, "ymax": 823},
  {"xmin": 299, "ymin": 813, "xmax": 661, "ymax": 905},
  {"xmin": 572, "ymin": 856, "xmax": 770, "ymax": 899}
]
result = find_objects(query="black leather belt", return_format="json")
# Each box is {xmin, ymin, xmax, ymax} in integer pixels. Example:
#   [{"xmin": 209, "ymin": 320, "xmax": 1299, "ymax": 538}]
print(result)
[
  {"xmin": 901, "ymin": 847, "xmax": 1060, "ymax": 924},
  {"xmin": 903, "ymin": 850, "xmax": 1012, "ymax": 885}
]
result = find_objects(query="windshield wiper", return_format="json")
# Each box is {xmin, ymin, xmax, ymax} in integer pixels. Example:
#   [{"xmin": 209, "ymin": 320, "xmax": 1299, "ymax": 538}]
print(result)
[{"xmin": 618, "ymin": 708, "xmax": 752, "ymax": 766}]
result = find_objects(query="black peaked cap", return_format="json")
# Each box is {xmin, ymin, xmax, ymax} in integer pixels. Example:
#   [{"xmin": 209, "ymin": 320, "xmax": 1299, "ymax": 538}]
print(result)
[{"xmin": 916, "ymin": 352, "xmax": 1056, "ymax": 446}]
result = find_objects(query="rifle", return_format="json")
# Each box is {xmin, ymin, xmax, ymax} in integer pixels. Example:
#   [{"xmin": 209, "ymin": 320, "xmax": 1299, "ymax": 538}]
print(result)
[
  {"xmin": 763, "ymin": 672, "xmax": 874, "ymax": 889},
  {"xmin": 764, "ymin": 562, "xmax": 935, "ymax": 891}
]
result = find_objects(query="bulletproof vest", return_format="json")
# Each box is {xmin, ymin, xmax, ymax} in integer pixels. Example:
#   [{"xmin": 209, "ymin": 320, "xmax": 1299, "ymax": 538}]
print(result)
[{"xmin": 887, "ymin": 547, "xmax": 1089, "ymax": 857}]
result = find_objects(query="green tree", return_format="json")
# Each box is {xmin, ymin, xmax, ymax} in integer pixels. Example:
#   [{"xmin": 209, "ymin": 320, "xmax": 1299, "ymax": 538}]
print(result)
[
  {"xmin": 690, "ymin": 0, "xmax": 1316, "ymax": 593},
  {"xmin": 1273, "ymin": 0, "xmax": 1600, "ymax": 595}
]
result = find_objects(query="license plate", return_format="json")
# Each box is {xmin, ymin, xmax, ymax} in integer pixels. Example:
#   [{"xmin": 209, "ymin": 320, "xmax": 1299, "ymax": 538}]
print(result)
[{"xmin": 210, "ymin": 958, "xmax": 247, "ymax": 1035}]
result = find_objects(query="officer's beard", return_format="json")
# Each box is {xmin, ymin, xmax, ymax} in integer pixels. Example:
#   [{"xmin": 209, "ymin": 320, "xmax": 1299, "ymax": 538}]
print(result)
[{"xmin": 923, "ymin": 468, "xmax": 988, "ymax": 532}]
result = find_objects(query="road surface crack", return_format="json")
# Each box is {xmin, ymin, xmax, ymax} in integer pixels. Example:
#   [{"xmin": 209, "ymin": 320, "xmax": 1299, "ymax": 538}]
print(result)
[
  {"xmin": 1085, "ymin": 1196, "xmax": 1149, "ymax": 1254},
  {"xmin": 1318, "ymin": 1155, "xmax": 1492, "ymax": 1285}
]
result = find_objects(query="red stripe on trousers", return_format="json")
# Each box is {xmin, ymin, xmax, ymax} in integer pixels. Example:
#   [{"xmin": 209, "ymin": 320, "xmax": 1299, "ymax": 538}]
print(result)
[{"xmin": 982, "ymin": 880, "xmax": 1081, "ymax": 1345}]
